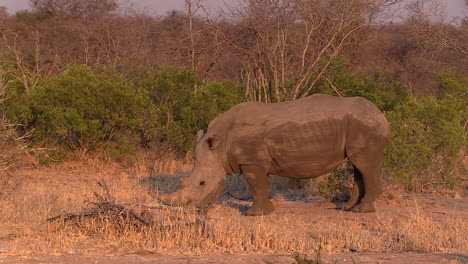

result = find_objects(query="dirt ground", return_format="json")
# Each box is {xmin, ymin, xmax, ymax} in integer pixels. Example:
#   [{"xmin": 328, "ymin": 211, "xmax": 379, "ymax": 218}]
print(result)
[
  {"xmin": 0, "ymin": 252, "xmax": 467, "ymax": 264},
  {"xmin": 0, "ymin": 164, "xmax": 466, "ymax": 264}
]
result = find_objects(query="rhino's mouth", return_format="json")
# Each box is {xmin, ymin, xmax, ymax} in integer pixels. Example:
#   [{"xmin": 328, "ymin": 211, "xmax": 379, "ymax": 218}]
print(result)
[{"xmin": 158, "ymin": 175, "xmax": 226, "ymax": 212}]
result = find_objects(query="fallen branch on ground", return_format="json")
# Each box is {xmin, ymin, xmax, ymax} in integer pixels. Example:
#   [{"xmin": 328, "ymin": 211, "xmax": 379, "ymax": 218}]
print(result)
[
  {"xmin": 47, "ymin": 181, "xmax": 209, "ymax": 231},
  {"xmin": 47, "ymin": 191, "xmax": 152, "ymax": 226},
  {"xmin": 46, "ymin": 208, "xmax": 101, "ymax": 222}
]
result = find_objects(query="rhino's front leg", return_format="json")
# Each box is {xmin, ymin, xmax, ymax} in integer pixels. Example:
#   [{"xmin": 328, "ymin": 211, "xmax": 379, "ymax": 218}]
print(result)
[{"xmin": 241, "ymin": 165, "xmax": 275, "ymax": 216}]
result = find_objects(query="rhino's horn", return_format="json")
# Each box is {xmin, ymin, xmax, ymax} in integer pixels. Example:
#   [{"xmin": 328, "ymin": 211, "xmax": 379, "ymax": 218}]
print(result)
[{"xmin": 158, "ymin": 191, "xmax": 191, "ymax": 207}]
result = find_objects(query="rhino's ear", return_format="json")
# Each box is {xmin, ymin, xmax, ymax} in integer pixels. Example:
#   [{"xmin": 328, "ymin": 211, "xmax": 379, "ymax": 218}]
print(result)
[
  {"xmin": 206, "ymin": 135, "xmax": 220, "ymax": 150},
  {"xmin": 196, "ymin": 130, "xmax": 205, "ymax": 142}
]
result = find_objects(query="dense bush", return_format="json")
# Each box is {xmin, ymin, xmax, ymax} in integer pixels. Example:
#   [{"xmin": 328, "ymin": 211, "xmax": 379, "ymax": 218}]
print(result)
[
  {"xmin": 316, "ymin": 69, "xmax": 411, "ymax": 111},
  {"xmin": 127, "ymin": 66, "xmax": 198, "ymax": 153},
  {"xmin": 1, "ymin": 65, "xmax": 157, "ymax": 158},
  {"xmin": 437, "ymin": 70, "xmax": 468, "ymax": 97},
  {"xmin": 178, "ymin": 82, "xmax": 245, "ymax": 144},
  {"xmin": 385, "ymin": 96, "xmax": 466, "ymax": 189},
  {"xmin": 1, "ymin": 64, "xmax": 245, "ymax": 157},
  {"xmin": 127, "ymin": 66, "xmax": 245, "ymax": 153},
  {"xmin": 167, "ymin": 81, "xmax": 245, "ymax": 153},
  {"xmin": 384, "ymin": 72, "xmax": 467, "ymax": 190}
]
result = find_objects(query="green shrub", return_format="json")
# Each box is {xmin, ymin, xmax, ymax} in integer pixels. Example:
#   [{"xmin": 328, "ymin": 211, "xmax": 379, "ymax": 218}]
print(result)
[
  {"xmin": 174, "ymin": 81, "xmax": 245, "ymax": 153},
  {"xmin": 27, "ymin": 65, "xmax": 156, "ymax": 155},
  {"xmin": 131, "ymin": 65, "xmax": 197, "ymax": 116},
  {"xmin": 437, "ymin": 70, "xmax": 468, "ymax": 97},
  {"xmin": 128, "ymin": 66, "xmax": 245, "ymax": 153},
  {"xmin": 129, "ymin": 66, "xmax": 197, "ymax": 152},
  {"xmin": 316, "ymin": 70, "xmax": 411, "ymax": 111},
  {"xmin": 181, "ymin": 82, "xmax": 245, "ymax": 132},
  {"xmin": 0, "ymin": 64, "xmax": 35, "ymax": 126},
  {"xmin": 384, "ymin": 73, "xmax": 467, "ymax": 190},
  {"xmin": 3, "ymin": 64, "xmax": 246, "ymax": 158}
]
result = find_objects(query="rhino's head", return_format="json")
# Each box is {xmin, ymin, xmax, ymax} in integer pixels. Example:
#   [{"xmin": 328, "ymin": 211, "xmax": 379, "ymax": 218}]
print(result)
[{"xmin": 159, "ymin": 130, "xmax": 226, "ymax": 211}]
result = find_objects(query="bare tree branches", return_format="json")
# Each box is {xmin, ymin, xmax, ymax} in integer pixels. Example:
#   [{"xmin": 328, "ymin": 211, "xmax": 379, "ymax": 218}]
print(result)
[
  {"xmin": 30, "ymin": 0, "xmax": 118, "ymax": 18},
  {"xmin": 221, "ymin": 0, "xmax": 390, "ymax": 102},
  {"xmin": 0, "ymin": 27, "xmax": 45, "ymax": 92},
  {"xmin": 0, "ymin": 0, "xmax": 464, "ymax": 103},
  {"xmin": 405, "ymin": 0, "xmax": 468, "ymax": 69},
  {"xmin": 0, "ymin": 70, "xmax": 31, "ymax": 173}
]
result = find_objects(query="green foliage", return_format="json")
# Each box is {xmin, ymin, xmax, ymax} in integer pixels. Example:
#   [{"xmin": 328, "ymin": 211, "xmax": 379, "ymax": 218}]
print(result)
[
  {"xmin": 384, "ymin": 74, "xmax": 467, "ymax": 190},
  {"xmin": 175, "ymin": 81, "xmax": 245, "ymax": 153},
  {"xmin": 317, "ymin": 70, "xmax": 411, "ymax": 111},
  {"xmin": 181, "ymin": 82, "xmax": 245, "ymax": 134},
  {"xmin": 25, "ymin": 65, "xmax": 156, "ymax": 156},
  {"xmin": 128, "ymin": 66, "xmax": 245, "ymax": 153},
  {"xmin": 129, "ymin": 66, "xmax": 197, "ymax": 151},
  {"xmin": 2, "ymin": 64, "xmax": 245, "ymax": 158},
  {"xmin": 437, "ymin": 70, "xmax": 468, "ymax": 96},
  {"xmin": 133, "ymin": 66, "xmax": 197, "ymax": 112},
  {"xmin": 0, "ymin": 64, "xmax": 35, "ymax": 124}
]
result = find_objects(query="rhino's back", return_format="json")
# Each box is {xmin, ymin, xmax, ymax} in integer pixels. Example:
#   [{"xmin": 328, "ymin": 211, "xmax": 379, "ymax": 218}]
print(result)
[{"xmin": 231, "ymin": 94, "xmax": 382, "ymax": 127}]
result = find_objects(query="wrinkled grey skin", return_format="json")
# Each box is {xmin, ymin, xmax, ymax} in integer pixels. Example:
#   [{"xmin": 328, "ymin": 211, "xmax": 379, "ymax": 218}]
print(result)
[{"xmin": 160, "ymin": 94, "xmax": 390, "ymax": 215}]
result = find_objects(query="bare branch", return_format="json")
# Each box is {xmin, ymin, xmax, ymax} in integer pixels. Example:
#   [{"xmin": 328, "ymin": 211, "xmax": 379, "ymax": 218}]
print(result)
[{"xmin": 218, "ymin": 0, "xmax": 384, "ymax": 101}]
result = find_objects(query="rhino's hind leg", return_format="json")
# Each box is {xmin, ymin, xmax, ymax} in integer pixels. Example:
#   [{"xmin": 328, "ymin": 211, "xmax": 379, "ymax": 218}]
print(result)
[
  {"xmin": 343, "ymin": 167, "xmax": 365, "ymax": 211},
  {"xmin": 346, "ymin": 149, "xmax": 384, "ymax": 212},
  {"xmin": 241, "ymin": 165, "xmax": 275, "ymax": 216},
  {"xmin": 347, "ymin": 163, "xmax": 383, "ymax": 213}
]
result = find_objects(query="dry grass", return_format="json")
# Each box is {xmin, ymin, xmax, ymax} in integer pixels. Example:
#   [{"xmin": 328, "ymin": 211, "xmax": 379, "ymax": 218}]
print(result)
[{"xmin": 0, "ymin": 157, "xmax": 466, "ymax": 257}]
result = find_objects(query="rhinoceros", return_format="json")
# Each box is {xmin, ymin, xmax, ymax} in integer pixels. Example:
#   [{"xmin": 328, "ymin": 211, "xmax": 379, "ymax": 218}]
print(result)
[{"xmin": 160, "ymin": 94, "xmax": 390, "ymax": 215}]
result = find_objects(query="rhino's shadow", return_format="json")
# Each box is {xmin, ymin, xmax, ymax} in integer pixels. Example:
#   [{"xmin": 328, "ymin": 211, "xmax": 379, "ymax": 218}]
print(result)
[
  {"xmin": 435, "ymin": 253, "xmax": 468, "ymax": 263},
  {"xmin": 224, "ymin": 201, "xmax": 251, "ymax": 215},
  {"xmin": 140, "ymin": 172, "xmax": 189, "ymax": 195},
  {"xmin": 221, "ymin": 196, "xmax": 343, "ymax": 215},
  {"xmin": 141, "ymin": 173, "xmax": 347, "ymax": 213}
]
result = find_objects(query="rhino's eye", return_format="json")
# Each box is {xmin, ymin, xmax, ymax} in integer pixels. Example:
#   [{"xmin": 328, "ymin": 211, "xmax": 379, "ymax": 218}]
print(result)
[{"xmin": 199, "ymin": 181, "xmax": 205, "ymax": 186}]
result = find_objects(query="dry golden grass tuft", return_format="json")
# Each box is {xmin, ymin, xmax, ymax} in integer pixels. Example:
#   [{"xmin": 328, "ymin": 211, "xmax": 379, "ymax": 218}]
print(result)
[{"xmin": 0, "ymin": 156, "xmax": 466, "ymax": 257}]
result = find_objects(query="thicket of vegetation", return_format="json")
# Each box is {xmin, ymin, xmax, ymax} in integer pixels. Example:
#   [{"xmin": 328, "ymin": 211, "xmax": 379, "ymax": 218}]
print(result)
[{"xmin": 0, "ymin": 0, "xmax": 466, "ymax": 190}]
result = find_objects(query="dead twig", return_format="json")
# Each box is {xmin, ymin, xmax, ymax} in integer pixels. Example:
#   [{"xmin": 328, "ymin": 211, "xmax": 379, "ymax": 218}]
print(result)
[
  {"xmin": 99, "ymin": 200, "xmax": 152, "ymax": 225},
  {"xmin": 97, "ymin": 180, "xmax": 113, "ymax": 201},
  {"xmin": 46, "ymin": 208, "xmax": 100, "ymax": 222},
  {"xmin": 130, "ymin": 201, "xmax": 200, "ymax": 213}
]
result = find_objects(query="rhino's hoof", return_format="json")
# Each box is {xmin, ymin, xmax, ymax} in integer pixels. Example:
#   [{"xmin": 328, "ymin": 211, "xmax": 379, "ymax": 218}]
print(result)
[
  {"xmin": 343, "ymin": 202, "xmax": 357, "ymax": 211},
  {"xmin": 351, "ymin": 203, "xmax": 376, "ymax": 213},
  {"xmin": 245, "ymin": 203, "xmax": 275, "ymax": 216}
]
